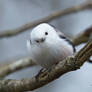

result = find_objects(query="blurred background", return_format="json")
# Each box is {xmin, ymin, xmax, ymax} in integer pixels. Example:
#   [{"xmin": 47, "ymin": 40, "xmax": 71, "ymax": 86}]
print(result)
[{"xmin": 0, "ymin": 0, "xmax": 92, "ymax": 92}]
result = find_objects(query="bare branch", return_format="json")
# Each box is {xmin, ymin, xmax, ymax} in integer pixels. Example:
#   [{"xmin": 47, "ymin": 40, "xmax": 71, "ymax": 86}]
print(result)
[
  {"xmin": 0, "ymin": 39, "xmax": 92, "ymax": 92},
  {"xmin": 0, "ymin": 2, "xmax": 92, "ymax": 38},
  {"xmin": 73, "ymin": 26, "xmax": 92, "ymax": 45},
  {"xmin": 0, "ymin": 58, "xmax": 36, "ymax": 78}
]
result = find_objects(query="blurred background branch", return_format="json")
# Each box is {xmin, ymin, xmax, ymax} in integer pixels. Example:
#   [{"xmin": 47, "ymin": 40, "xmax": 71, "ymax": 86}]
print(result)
[
  {"xmin": 0, "ymin": 2, "xmax": 92, "ymax": 38},
  {"xmin": 0, "ymin": 57, "xmax": 36, "ymax": 78},
  {"xmin": 73, "ymin": 26, "xmax": 92, "ymax": 45}
]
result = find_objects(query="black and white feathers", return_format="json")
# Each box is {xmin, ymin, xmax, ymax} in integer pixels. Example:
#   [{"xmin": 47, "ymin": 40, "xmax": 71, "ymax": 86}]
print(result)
[{"xmin": 27, "ymin": 23, "xmax": 75, "ymax": 69}]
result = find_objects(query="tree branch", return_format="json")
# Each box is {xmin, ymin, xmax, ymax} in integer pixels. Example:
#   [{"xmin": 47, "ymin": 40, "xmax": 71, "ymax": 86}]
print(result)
[
  {"xmin": 0, "ymin": 2, "xmax": 92, "ymax": 38},
  {"xmin": 0, "ymin": 58, "xmax": 36, "ymax": 78},
  {"xmin": 73, "ymin": 26, "xmax": 92, "ymax": 46},
  {"xmin": 0, "ymin": 39, "xmax": 92, "ymax": 92}
]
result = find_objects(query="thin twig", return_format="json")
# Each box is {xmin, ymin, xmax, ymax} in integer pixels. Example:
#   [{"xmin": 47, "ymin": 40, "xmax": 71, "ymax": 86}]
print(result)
[
  {"xmin": 0, "ymin": 39, "xmax": 92, "ymax": 92},
  {"xmin": 0, "ymin": 2, "xmax": 92, "ymax": 38}
]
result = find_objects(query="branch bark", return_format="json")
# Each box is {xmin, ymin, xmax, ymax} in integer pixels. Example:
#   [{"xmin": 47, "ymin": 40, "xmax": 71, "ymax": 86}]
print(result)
[
  {"xmin": 0, "ymin": 2, "xmax": 92, "ymax": 38},
  {"xmin": 0, "ymin": 39, "xmax": 92, "ymax": 92}
]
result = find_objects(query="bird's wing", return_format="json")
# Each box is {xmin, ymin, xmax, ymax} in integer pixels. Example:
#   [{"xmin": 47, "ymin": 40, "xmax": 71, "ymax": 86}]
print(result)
[
  {"xmin": 49, "ymin": 24, "xmax": 66, "ymax": 39},
  {"xmin": 53, "ymin": 27, "xmax": 76, "ymax": 53},
  {"xmin": 55, "ymin": 28, "xmax": 66, "ymax": 39}
]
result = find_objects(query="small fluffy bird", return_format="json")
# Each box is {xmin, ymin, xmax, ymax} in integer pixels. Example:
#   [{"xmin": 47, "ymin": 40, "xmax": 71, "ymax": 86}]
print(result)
[{"xmin": 27, "ymin": 23, "xmax": 75, "ymax": 69}]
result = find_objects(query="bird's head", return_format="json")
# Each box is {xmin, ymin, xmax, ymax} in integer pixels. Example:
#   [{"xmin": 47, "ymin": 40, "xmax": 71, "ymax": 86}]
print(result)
[{"xmin": 30, "ymin": 23, "xmax": 58, "ymax": 44}]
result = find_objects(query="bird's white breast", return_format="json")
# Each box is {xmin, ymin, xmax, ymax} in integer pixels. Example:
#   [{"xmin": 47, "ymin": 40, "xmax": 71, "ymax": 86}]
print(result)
[{"xmin": 30, "ymin": 37, "xmax": 74, "ymax": 69}]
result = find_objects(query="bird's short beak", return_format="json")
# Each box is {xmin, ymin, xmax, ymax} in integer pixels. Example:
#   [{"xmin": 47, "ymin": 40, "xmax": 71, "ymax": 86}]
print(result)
[{"xmin": 35, "ymin": 38, "xmax": 45, "ymax": 43}]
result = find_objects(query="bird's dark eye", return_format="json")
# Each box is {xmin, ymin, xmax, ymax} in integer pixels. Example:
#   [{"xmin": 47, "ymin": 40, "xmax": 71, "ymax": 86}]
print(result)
[
  {"xmin": 36, "ymin": 40, "xmax": 39, "ymax": 43},
  {"xmin": 45, "ymin": 32, "xmax": 48, "ymax": 35}
]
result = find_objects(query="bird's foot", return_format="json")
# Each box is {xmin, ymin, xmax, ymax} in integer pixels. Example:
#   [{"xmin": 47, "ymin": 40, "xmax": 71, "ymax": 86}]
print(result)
[{"xmin": 35, "ymin": 68, "xmax": 47, "ymax": 79}]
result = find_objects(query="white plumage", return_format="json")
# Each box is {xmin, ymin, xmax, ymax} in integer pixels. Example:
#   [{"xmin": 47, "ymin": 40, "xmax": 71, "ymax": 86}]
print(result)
[{"xmin": 27, "ymin": 23, "xmax": 75, "ymax": 69}]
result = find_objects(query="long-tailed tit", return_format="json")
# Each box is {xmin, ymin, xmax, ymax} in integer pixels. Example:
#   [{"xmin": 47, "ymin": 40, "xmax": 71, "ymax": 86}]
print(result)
[{"xmin": 27, "ymin": 23, "xmax": 75, "ymax": 69}]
